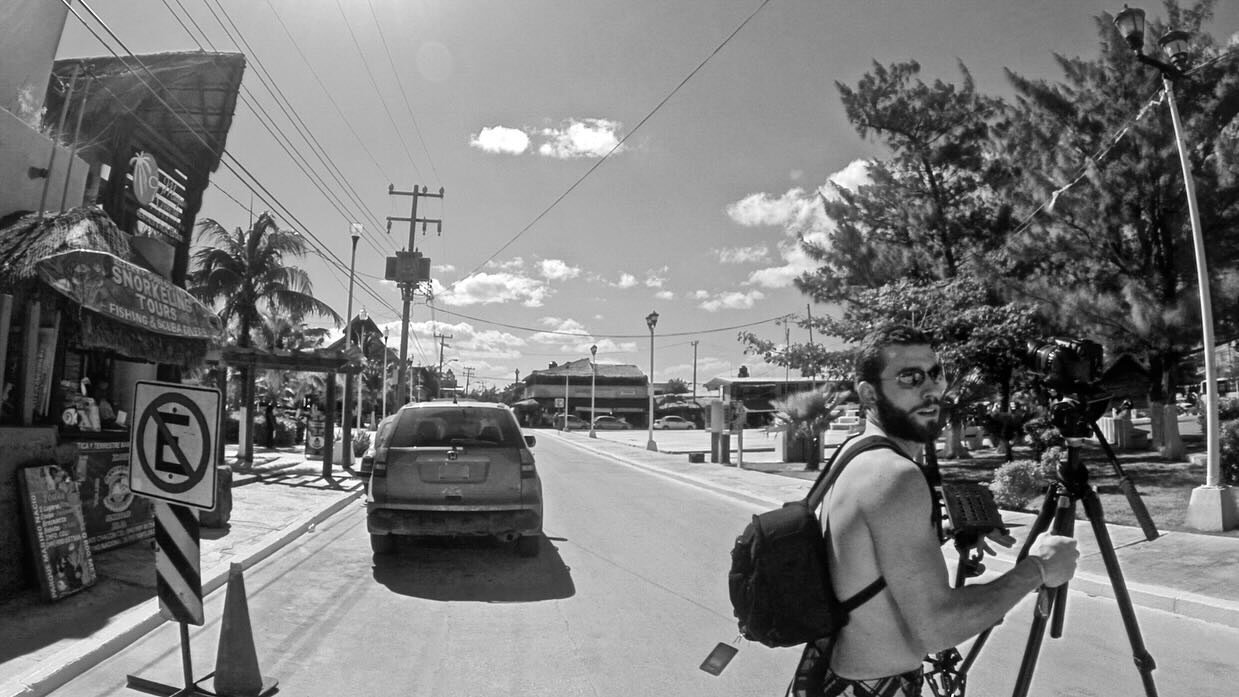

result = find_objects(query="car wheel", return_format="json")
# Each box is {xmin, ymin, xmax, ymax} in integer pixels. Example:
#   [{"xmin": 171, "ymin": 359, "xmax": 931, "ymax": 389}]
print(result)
[
  {"xmin": 371, "ymin": 533, "xmax": 395, "ymax": 555},
  {"xmin": 516, "ymin": 535, "xmax": 541, "ymax": 558}
]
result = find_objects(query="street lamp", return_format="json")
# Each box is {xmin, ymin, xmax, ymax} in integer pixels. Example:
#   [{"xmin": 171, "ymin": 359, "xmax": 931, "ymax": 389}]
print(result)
[
  {"xmin": 357, "ymin": 309, "xmax": 367, "ymax": 431},
  {"xmin": 381, "ymin": 327, "xmax": 389, "ymax": 421},
  {"xmin": 341, "ymin": 223, "xmax": 361, "ymax": 466},
  {"xmin": 646, "ymin": 310, "xmax": 659, "ymax": 451},
  {"xmin": 563, "ymin": 368, "xmax": 571, "ymax": 432},
  {"xmin": 1113, "ymin": 6, "xmax": 1228, "ymax": 530},
  {"xmin": 589, "ymin": 344, "xmax": 598, "ymax": 438}
]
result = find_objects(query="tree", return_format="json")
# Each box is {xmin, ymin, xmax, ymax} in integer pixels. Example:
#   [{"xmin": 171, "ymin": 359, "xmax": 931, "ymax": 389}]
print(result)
[
  {"xmin": 998, "ymin": 1, "xmax": 1239, "ymax": 456},
  {"xmin": 188, "ymin": 212, "xmax": 340, "ymax": 458},
  {"xmin": 797, "ymin": 60, "xmax": 1015, "ymax": 303},
  {"xmin": 665, "ymin": 378, "xmax": 690, "ymax": 394}
]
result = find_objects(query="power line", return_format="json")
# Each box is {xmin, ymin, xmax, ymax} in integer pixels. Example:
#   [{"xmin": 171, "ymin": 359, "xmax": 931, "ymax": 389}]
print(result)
[
  {"xmin": 453, "ymin": 0, "xmax": 776, "ymax": 286},
  {"xmin": 364, "ymin": 0, "xmax": 440, "ymax": 183},
  {"xmin": 423, "ymin": 301, "xmax": 791, "ymax": 339},
  {"xmin": 332, "ymin": 0, "xmax": 424, "ymax": 181}
]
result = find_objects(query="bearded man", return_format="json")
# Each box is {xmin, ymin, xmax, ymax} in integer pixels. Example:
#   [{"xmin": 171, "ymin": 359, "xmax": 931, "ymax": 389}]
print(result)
[{"xmin": 791, "ymin": 324, "xmax": 1079, "ymax": 697}]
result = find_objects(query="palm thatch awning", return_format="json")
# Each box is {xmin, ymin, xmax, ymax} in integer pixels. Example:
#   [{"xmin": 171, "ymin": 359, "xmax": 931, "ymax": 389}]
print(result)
[
  {"xmin": 46, "ymin": 52, "xmax": 246, "ymax": 177},
  {"xmin": 0, "ymin": 207, "xmax": 217, "ymax": 366}
]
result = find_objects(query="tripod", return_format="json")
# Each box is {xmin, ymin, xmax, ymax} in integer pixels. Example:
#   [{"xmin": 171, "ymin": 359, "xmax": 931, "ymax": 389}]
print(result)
[{"xmin": 1009, "ymin": 423, "xmax": 1159, "ymax": 697}]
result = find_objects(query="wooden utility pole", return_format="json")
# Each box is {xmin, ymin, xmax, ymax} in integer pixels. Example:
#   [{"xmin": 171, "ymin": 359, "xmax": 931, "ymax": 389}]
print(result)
[
  {"xmin": 386, "ymin": 184, "xmax": 443, "ymax": 406},
  {"xmin": 690, "ymin": 340, "xmax": 699, "ymax": 401},
  {"xmin": 434, "ymin": 332, "xmax": 453, "ymax": 375}
]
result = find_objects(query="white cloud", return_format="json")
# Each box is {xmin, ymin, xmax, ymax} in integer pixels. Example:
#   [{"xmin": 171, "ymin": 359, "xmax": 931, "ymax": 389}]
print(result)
[
  {"xmin": 721, "ymin": 159, "xmax": 874, "ymax": 290},
  {"xmin": 485, "ymin": 257, "xmax": 525, "ymax": 272},
  {"xmin": 436, "ymin": 272, "xmax": 550, "ymax": 307},
  {"xmin": 697, "ymin": 289, "xmax": 766, "ymax": 312},
  {"xmin": 538, "ymin": 258, "xmax": 580, "ymax": 281},
  {"xmin": 715, "ymin": 245, "xmax": 769, "ymax": 264},
  {"xmin": 615, "ymin": 273, "xmax": 638, "ymax": 288},
  {"xmin": 538, "ymin": 118, "xmax": 624, "ymax": 158},
  {"xmin": 654, "ymin": 290, "xmax": 674, "ymax": 300},
  {"xmin": 469, "ymin": 126, "xmax": 530, "ymax": 155},
  {"xmin": 644, "ymin": 267, "xmax": 668, "ymax": 288}
]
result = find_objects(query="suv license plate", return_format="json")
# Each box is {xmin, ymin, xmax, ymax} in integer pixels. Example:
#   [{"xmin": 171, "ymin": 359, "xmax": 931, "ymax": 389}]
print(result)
[{"xmin": 438, "ymin": 462, "xmax": 470, "ymax": 480}]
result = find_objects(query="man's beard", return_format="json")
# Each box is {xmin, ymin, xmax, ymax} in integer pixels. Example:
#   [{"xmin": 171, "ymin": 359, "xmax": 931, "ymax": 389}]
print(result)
[{"xmin": 873, "ymin": 390, "xmax": 943, "ymax": 442}]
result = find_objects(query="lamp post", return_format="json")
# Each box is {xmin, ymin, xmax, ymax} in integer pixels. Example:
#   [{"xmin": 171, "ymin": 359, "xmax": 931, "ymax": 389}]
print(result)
[
  {"xmin": 382, "ymin": 327, "xmax": 389, "ymax": 421},
  {"xmin": 646, "ymin": 310, "xmax": 659, "ymax": 451},
  {"xmin": 1114, "ymin": 6, "xmax": 1229, "ymax": 530},
  {"xmin": 341, "ymin": 223, "xmax": 361, "ymax": 466},
  {"xmin": 589, "ymin": 344, "xmax": 598, "ymax": 438},
  {"xmin": 357, "ymin": 309, "xmax": 367, "ymax": 431},
  {"xmin": 563, "ymin": 368, "xmax": 571, "ymax": 432}
]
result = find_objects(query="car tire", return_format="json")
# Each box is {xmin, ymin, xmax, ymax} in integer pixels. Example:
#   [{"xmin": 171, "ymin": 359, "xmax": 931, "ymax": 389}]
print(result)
[
  {"xmin": 371, "ymin": 533, "xmax": 395, "ymax": 555},
  {"xmin": 516, "ymin": 535, "xmax": 541, "ymax": 558}
]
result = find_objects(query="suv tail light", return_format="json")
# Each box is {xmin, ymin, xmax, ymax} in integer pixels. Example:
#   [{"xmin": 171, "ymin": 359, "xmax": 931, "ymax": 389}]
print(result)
[
  {"xmin": 519, "ymin": 449, "xmax": 536, "ymax": 478},
  {"xmin": 373, "ymin": 457, "xmax": 387, "ymax": 477}
]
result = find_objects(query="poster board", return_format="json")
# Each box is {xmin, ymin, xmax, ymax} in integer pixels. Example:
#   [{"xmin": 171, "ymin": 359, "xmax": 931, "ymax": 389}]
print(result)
[
  {"xmin": 17, "ymin": 464, "xmax": 97, "ymax": 601},
  {"xmin": 75, "ymin": 438, "xmax": 154, "ymax": 551},
  {"xmin": 304, "ymin": 407, "xmax": 325, "ymax": 460}
]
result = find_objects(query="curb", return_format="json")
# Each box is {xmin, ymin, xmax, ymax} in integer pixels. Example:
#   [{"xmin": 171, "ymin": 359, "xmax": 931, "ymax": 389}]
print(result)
[{"xmin": 0, "ymin": 490, "xmax": 362, "ymax": 697}]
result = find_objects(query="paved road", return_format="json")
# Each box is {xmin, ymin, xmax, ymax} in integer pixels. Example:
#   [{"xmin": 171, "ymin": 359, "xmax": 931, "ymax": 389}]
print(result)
[{"xmin": 50, "ymin": 434, "xmax": 1239, "ymax": 696}]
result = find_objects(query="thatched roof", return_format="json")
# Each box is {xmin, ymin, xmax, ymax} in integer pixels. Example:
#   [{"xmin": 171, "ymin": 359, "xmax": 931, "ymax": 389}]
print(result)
[
  {"xmin": 45, "ymin": 52, "xmax": 246, "ymax": 176},
  {"xmin": 0, "ymin": 207, "xmax": 136, "ymax": 282}
]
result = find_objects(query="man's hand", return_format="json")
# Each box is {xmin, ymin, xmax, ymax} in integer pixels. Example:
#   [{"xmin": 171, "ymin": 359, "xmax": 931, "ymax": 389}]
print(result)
[
  {"xmin": 976, "ymin": 527, "xmax": 1015, "ymax": 557},
  {"xmin": 1030, "ymin": 534, "xmax": 1079, "ymax": 587}
]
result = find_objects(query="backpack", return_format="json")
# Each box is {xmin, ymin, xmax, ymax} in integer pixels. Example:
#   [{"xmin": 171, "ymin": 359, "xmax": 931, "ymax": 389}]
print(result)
[{"xmin": 727, "ymin": 435, "xmax": 894, "ymax": 648}]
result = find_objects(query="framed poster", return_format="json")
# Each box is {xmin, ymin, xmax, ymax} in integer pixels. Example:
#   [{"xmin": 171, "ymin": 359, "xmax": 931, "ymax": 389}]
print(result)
[
  {"xmin": 18, "ymin": 464, "xmax": 97, "ymax": 601},
  {"xmin": 75, "ymin": 439, "xmax": 153, "ymax": 551}
]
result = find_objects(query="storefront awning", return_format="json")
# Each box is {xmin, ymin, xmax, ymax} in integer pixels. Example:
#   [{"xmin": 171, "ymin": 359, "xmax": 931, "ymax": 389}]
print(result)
[{"xmin": 37, "ymin": 250, "xmax": 221, "ymax": 339}]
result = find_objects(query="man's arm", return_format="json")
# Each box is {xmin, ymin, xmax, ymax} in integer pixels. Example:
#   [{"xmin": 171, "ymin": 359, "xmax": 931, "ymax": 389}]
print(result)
[{"xmin": 862, "ymin": 457, "xmax": 1077, "ymax": 655}]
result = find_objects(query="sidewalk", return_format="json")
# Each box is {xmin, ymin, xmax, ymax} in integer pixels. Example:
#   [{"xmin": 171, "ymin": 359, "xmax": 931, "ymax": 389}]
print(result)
[
  {"xmin": 1, "ymin": 429, "xmax": 1236, "ymax": 697},
  {"xmin": 0, "ymin": 446, "xmax": 364, "ymax": 697}
]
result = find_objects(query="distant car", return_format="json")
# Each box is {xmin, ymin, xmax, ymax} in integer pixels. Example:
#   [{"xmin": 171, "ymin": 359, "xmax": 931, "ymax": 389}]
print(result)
[
  {"xmin": 653, "ymin": 415, "xmax": 695, "ymax": 430},
  {"xmin": 366, "ymin": 400, "xmax": 542, "ymax": 557},
  {"xmin": 591, "ymin": 415, "xmax": 632, "ymax": 430},
  {"xmin": 552, "ymin": 413, "xmax": 589, "ymax": 430}
]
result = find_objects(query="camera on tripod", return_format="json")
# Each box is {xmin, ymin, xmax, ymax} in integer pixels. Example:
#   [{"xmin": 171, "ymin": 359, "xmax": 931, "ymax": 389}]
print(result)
[{"xmin": 1023, "ymin": 338, "xmax": 1111, "ymax": 438}]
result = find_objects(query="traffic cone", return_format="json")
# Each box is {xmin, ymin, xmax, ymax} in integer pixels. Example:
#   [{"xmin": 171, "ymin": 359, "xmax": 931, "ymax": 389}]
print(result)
[{"xmin": 213, "ymin": 563, "xmax": 278, "ymax": 697}]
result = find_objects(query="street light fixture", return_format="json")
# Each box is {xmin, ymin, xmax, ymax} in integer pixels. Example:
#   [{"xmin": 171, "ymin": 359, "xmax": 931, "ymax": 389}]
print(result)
[
  {"xmin": 646, "ymin": 310, "xmax": 659, "ymax": 451},
  {"xmin": 341, "ymin": 223, "xmax": 361, "ymax": 467},
  {"xmin": 589, "ymin": 344, "xmax": 598, "ymax": 438},
  {"xmin": 1114, "ymin": 6, "xmax": 1228, "ymax": 530},
  {"xmin": 563, "ymin": 368, "xmax": 571, "ymax": 432}
]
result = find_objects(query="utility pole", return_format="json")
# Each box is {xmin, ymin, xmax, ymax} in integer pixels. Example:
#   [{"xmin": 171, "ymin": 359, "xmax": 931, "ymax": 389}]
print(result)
[
  {"xmin": 690, "ymin": 340, "xmax": 699, "ymax": 401},
  {"xmin": 386, "ymin": 184, "xmax": 443, "ymax": 406},
  {"xmin": 462, "ymin": 366, "xmax": 475, "ymax": 395},
  {"xmin": 807, "ymin": 303, "xmax": 816, "ymax": 388},
  {"xmin": 434, "ymin": 332, "xmax": 453, "ymax": 375}
]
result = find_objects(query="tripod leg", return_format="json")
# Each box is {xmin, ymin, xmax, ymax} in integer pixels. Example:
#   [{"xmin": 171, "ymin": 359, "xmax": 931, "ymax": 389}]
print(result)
[
  {"xmin": 1017, "ymin": 482, "xmax": 1059, "ymax": 561},
  {"xmin": 1010, "ymin": 487, "xmax": 1074, "ymax": 697},
  {"xmin": 1090, "ymin": 421, "xmax": 1159, "ymax": 541},
  {"xmin": 1080, "ymin": 490, "xmax": 1159, "ymax": 697}
]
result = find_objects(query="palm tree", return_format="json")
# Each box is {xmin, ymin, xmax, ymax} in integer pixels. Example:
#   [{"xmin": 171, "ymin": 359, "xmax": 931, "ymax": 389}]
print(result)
[
  {"xmin": 772, "ymin": 388, "xmax": 847, "ymax": 471},
  {"xmin": 188, "ymin": 212, "xmax": 339, "ymax": 345},
  {"xmin": 188, "ymin": 212, "xmax": 340, "ymax": 461}
]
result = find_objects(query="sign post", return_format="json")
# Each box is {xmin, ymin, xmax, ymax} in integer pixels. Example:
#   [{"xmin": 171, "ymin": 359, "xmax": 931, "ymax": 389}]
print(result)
[{"xmin": 126, "ymin": 381, "xmax": 222, "ymax": 696}]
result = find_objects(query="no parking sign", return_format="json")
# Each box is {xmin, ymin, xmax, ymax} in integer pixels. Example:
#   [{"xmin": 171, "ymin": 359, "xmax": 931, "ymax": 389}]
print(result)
[{"xmin": 128, "ymin": 381, "xmax": 221, "ymax": 510}]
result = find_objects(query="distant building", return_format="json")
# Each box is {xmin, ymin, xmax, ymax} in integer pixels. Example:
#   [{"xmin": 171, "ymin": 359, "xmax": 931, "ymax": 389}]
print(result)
[{"xmin": 521, "ymin": 359, "xmax": 651, "ymax": 427}]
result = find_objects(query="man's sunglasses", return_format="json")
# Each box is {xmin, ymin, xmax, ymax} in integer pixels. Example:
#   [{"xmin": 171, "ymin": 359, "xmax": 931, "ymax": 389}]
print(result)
[{"xmin": 882, "ymin": 365, "xmax": 945, "ymax": 388}]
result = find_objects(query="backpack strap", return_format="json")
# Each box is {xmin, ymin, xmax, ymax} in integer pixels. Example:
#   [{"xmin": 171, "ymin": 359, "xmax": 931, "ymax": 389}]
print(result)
[{"xmin": 808, "ymin": 434, "xmax": 904, "ymax": 611}]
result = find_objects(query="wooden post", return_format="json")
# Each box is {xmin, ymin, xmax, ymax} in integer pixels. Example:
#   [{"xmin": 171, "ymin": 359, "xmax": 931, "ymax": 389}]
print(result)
[
  {"xmin": 323, "ymin": 373, "xmax": 336, "ymax": 478},
  {"xmin": 20, "ymin": 302, "xmax": 41, "ymax": 425},
  {"xmin": 0, "ymin": 295, "xmax": 12, "ymax": 415}
]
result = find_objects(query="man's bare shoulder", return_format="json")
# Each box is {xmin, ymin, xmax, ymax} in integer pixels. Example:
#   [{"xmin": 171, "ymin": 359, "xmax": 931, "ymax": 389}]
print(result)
[{"xmin": 835, "ymin": 447, "xmax": 926, "ymax": 507}]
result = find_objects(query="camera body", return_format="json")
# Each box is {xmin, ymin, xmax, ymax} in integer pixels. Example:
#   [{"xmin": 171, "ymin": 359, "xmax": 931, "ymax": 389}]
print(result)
[{"xmin": 1024, "ymin": 338, "xmax": 1111, "ymax": 438}]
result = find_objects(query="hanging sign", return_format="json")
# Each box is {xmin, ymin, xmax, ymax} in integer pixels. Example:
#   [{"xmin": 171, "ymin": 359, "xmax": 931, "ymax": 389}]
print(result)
[
  {"xmin": 37, "ymin": 250, "xmax": 222, "ymax": 339},
  {"xmin": 130, "ymin": 151, "xmax": 159, "ymax": 206}
]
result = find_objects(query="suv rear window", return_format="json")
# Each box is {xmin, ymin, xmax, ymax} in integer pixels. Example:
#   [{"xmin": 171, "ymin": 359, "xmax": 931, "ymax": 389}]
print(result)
[{"xmin": 387, "ymin": 406, "xmax": 525, "ymax": 448}]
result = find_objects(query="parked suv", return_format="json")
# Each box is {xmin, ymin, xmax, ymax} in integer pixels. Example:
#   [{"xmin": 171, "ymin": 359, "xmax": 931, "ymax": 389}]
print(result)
[{"xmin": 366, "ymin": 401, "xmax": 543, "ymax": 557}]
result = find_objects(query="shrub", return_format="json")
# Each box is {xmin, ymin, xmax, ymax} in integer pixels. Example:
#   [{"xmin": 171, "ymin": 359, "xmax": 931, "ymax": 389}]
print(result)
[
  {"xmin": 253, "ymin": 413, "xmax": 297, "ymax": 447},
  {"xmin": 1197, "ymin": 397, "xmax": 1239, "ymax": 431},
  {"xmin": 989, "ymin": 458, "xmax": 1054, "ymax": 510},
  {"xmin": 1220, "ymin": 419, "xmax": 1239, "ymax": 486}
]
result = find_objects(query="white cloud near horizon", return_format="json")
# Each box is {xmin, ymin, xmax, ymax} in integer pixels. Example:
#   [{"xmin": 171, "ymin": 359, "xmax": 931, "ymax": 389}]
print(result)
[
  {"xmin": 469, "ymin": 125, "xmax": 530, "ymax": 155},
  {"xmin": 436, "ymin": 272, "xmax": 550, "ymax": 307},
  {"xmin": 697, "ymin": 289, "xmax": 766, "ymax": 312},
  {"xmin": 538, "ymin": 258, "xmax": 581, "ymax": 281},
  {"xmin": 615, "ymin": 273, "xmax": 638, "ymax": 288}
]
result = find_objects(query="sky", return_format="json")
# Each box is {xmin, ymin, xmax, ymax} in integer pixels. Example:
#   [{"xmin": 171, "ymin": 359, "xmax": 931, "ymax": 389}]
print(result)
[{"xmin": 55, "ymin": 0, "xmax": 1239, "ymax": 393}]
